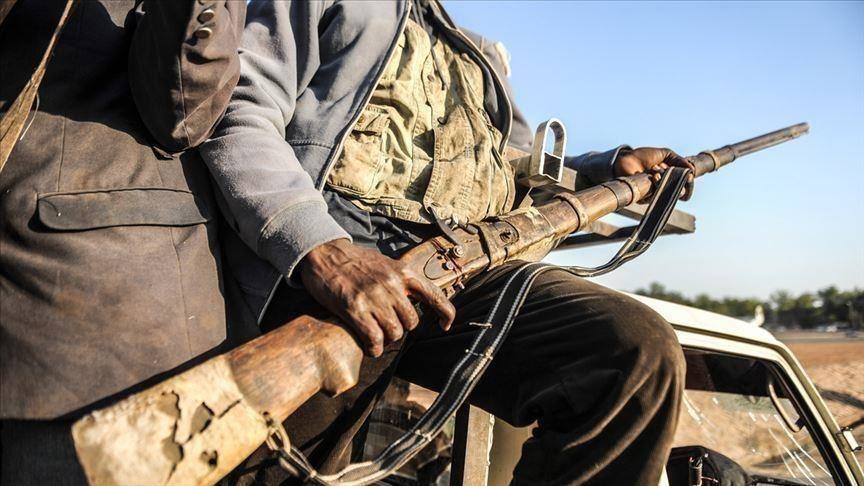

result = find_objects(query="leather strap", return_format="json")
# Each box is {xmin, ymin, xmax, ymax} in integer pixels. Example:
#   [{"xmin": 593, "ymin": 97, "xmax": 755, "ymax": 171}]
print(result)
[{"xmin": 0, "ymin": 0, "xmax": 78, "ymax": 175}]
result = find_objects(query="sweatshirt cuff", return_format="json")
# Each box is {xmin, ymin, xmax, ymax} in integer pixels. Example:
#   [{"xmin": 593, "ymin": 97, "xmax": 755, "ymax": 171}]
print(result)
[
  {"xmin": 565, "ymin": 144, "xmax": 632, "ymax": 187},
  {"xmin": 257, "ymin": 200, "xmax": 351, "ymax": 282}
]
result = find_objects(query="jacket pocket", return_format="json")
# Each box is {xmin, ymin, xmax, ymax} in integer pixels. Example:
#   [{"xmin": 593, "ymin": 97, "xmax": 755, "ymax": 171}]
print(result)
[
  {"xmin": 327, "ymin": 106, "xmax": 389, "ymax": 198},
  {"xmin": 37, "ymin": 188, "xmax": 211, "ymax": 231}
]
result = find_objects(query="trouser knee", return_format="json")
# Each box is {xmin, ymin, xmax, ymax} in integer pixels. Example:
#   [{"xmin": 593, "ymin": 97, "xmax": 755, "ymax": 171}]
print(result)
[
  {"xmin": 573, "ymin": 291, "xmax": 686, "ymax": 392},
  {"xmin": 612, "ymin": 297, "xmax": 686, "ymax": 391}
]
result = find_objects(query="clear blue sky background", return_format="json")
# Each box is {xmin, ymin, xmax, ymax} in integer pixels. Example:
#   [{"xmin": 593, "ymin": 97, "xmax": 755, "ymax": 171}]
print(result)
[{"xmin": 446, "ymin": 0, "xmax": 864, "ymax": 300}]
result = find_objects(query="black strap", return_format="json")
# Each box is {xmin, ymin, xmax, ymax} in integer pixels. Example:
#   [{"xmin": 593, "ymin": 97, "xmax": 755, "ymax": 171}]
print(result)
[
  {"xmin": 566, "ymin": 166, "xmax": 692, "ymax": 277},
  {"xmin": 269, "ymin": 167, "xmax": 692, "ymax": 485}
]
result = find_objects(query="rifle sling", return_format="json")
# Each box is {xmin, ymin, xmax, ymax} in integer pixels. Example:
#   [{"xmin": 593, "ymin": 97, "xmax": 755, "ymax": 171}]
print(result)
[
  {"xmin": 564, "ymin": 166, "xmax": 692, "ymax": 278},
  {"xmin": 267, "ymin": 168, "xmax": 691, "ymax": 486}
]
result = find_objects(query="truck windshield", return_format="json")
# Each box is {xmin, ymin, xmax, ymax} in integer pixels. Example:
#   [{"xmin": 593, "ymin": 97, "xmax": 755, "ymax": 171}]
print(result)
[{"xmin": 674, "ymin": 349, "xmax": 834, "ymax": 485}]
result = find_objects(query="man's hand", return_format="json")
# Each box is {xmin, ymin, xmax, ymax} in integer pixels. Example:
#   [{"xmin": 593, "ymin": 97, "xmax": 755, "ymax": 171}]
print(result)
[
  {"xmin": 299, "ymin": 239, "xmax": 456, "ymax": 357},
  {"xmin": 614, "ymin": 147, "xmax": 695, "ymax": 201}
]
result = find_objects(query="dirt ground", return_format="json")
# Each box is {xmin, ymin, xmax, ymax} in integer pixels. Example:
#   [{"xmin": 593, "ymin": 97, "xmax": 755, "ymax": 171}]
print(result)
[{"xmin": 776, "ymin": 333, "xmax": 863, "ymax": 467}]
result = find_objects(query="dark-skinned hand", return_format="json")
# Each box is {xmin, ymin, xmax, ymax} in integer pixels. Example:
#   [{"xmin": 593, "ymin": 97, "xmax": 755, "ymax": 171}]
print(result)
[
  {"xmin": 299, "ymin": 238, "xmax": 456, "ymax": 357},
  {"xmin": 613, "ymin": 147, "xmax": 696, "ymax": 201}
]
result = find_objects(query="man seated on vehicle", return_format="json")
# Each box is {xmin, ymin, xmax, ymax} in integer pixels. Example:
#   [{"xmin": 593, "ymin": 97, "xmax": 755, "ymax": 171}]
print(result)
[
  {"xmin": 201, "ymin": 1, "xmax": 693, "ymax": 483},
  {"xmin": 0, "ymin": 1, "xmax": 245, "ymax": 483}
]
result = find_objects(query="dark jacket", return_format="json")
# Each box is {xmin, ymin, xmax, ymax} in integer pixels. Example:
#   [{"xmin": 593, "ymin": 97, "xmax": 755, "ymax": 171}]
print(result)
[
  {"xmin": 0, "ymin": 0, "xmax": 245, "ymax": 418},
  {"xmin": 200, "ymin": 0, "xmax": 625, "ymax": 324}
]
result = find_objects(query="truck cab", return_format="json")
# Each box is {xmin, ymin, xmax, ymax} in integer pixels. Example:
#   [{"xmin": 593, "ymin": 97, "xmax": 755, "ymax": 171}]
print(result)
[
  {"xmin": 476, "ymin": 294, "xmax": 864, "ymax": 485},
  {"xmin": 362, "ymin": 292, "xmax": 863, "ymax": 485}
]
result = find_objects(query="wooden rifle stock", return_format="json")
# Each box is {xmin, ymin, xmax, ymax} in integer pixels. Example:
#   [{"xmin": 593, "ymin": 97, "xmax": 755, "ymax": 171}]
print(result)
[
  {"xmin": 72, "ymin": 316, "xmax": 363, "ymax": 485},
  {"xmin": 71, "ymin": 123, "xmax": 808, "ymax": 485}
]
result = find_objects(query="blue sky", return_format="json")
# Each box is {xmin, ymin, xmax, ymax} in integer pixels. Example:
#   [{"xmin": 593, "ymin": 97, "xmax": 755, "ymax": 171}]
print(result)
[{"xmin": 446, "ymin": 0, "xmax": 864, "ymax": 299}]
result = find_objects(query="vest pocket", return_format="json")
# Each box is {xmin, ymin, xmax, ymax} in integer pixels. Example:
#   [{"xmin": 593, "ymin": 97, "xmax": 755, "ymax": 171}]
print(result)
[
  {"xmin": 423, "ymin": 106, "xmax": 476, "ymax": 223},
  {"xmin": 327, "ymin": 106, "xmax": 390, "ymax": 198}
]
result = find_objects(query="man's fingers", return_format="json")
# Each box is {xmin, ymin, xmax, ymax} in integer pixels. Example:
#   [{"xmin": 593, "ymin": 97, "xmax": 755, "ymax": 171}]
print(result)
[
  {"xmin": 391, "ymin": 293, "xmax": 421, "ymax": 332},
  {"xmin": 673, "ymin": 155, "xmax": 695, "ymax": 200},
  {"xmin": 373, "ymin": 306, "xmax": 404, "ymax": 343},
  {"xmin": 352, "ymin": 314, "xmax": 385, "ymax": 357},
  {"xmin": 666, "ymin": 153, "xmax": 696, "ymax": 173},
  {"xmin": 659, "ymin": 151, "xmax": 696, "ymax": 201},
  {"xmin": 404, "ymin": 272, "xmax": 456, "ymax": 331},
  {"xmin": 681, "ymin": 173, "xmax": 695, "ymax": 201},
  {"xmin": 663, "ymin": 150, "xmax": 687, "ymax": 166}
]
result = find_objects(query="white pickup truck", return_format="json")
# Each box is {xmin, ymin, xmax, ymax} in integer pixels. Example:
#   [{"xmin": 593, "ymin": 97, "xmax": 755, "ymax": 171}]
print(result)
[
  {"xmin": 363, "ymin": 293, "xmax": 863, "ymax": 485},
  {"xmin": 472, "ymin": 294, "xmax": 863, "ymax": 485}
]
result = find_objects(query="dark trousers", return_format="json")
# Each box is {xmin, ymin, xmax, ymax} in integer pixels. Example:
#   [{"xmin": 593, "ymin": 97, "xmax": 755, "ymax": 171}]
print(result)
[
  {"xmin": 0, "ymin": 419, "xmax": 87, "ymax": 485},
  {"xmin": 397, "ymin": 262, "xmax": 685, "ymax": 485}
]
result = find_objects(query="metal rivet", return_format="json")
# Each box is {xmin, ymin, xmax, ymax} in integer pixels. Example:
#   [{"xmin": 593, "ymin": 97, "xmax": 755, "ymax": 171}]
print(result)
[
  {"xmin": 194, "ymin": 27, "xmax": 213, "ymax": 39},
  {"xmin": 197, "ymin": 8, "xmax": 216, "ymax": 23}
]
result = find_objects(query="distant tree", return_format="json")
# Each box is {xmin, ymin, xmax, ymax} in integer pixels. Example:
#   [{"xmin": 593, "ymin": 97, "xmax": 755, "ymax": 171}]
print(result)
[
  {"xmin": 723, "ymin": 298, "xmax": 762, "ymax": 319},
  {"xmin": 693, "ymin": 293, "xmax": 716, "ymax": 312},
  {"xmin": 634, "ymin": 283, "xmax": 862, "ymax": 329},
  {"xmin": 635, "ymin": 282, "xmax": 689, "ymax": 305},
  {"xmin": 771, "ymin": 290, "xmax": 796, "ymax": 327},
  {"xmin": 793, "ymin": 293, "xmax": 819, "ymax": 328},
  {"xmin": 817, "ymin": 286, "xmax": 843, "ymax": 323}
]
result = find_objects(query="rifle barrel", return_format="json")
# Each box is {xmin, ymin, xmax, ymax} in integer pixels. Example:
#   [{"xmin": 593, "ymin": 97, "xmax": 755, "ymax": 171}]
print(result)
[{"xmin": 690, "ymin": 122, "xmax": 809, "ymax": 177}]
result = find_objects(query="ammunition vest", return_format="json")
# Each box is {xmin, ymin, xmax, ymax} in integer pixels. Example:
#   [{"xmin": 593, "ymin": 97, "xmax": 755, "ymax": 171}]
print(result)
[{"xmin": 327, "ymin": 19, "xmax": 514, "ymax": 225}]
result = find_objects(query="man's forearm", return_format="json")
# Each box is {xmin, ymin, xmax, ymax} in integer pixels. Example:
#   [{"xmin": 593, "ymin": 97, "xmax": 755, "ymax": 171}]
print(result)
[{"xmin": 198, "ymin": 0, "xmax": 349, "ymax": 281}]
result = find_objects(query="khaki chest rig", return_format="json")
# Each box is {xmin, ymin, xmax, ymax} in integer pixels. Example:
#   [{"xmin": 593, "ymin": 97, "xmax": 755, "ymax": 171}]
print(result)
[{"xmin": 327, "ymin": 19, "xmax": 514, "ymax": 226}]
